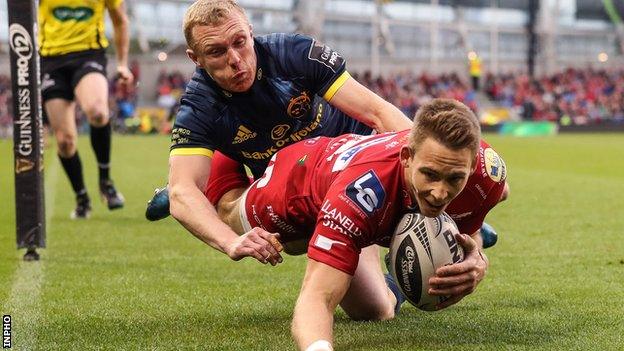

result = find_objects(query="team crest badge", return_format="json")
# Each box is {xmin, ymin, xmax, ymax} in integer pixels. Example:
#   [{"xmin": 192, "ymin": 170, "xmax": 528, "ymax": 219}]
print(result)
[
  {"xmin": 271, "ymin": 124, "xmax": 291, "ymax": 140},
  {"xmin": 287, "ymin": 91, "xmax": 311, "ymax": 119},
  {"xmin": 483, "ymin": 148, "xmax": 506, "ymax": 182}
]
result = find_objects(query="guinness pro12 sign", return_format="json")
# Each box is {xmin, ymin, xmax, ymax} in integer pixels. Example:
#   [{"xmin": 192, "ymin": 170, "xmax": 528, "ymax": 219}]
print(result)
[{"xmin": 8, "ymin": 0, "xmax": 46, "ymax": 249}]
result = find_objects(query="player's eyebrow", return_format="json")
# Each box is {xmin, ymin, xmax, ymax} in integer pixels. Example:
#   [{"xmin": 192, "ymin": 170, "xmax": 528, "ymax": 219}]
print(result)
[
  {"xmin": 204, "ymin": 30, "xmax": 247, "ymax": 48},
  {"xmin": 418, "ymin": 167, "xmax": 467, "ymax": 178}
]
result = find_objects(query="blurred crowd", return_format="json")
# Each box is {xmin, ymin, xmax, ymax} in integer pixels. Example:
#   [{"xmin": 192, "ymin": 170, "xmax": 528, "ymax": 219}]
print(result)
[
  {"xmin": 483, "ymin": 68, "xmax": 624, "ymax": 124},
  {"xmin": 156, "ymin": 69, "xmax": 188, "ymax": 110},
  {"xmin": 353, "ymin": 71, "xmax": 479, "ymax": 119},
  {"xmin": 1, "ymin": 67, "xmax": 623, "ymax": 138}
]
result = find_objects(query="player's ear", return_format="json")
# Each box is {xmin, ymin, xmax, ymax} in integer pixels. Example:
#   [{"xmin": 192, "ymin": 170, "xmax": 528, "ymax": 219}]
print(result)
[
  {"xmin": 186, "ymin": 48, "xmax": 201, "ymax": 67},
  {"xmin": 400, "ymin": 146, "xmax": 413, "ymax": 168}
]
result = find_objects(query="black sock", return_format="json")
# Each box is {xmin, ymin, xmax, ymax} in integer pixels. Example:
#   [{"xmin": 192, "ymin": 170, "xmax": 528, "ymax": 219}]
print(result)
[
  {"xmin": 59, "ymin": 152, "xmax": 87, "ymax": 197},
  {"xmin": 90, "ymin": 122, "xmax": 111, "ymax": 182}
]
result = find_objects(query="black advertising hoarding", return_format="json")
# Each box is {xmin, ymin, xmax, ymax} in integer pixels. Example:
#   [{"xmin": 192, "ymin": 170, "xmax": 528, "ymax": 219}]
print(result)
[{"xmin": 8, "ymin": 0, "xmax": 46, "ymax": 249}]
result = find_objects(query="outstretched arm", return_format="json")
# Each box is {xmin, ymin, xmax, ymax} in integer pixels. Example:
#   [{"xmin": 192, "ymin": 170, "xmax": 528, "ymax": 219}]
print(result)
[
  {"xmin": 292, "ymin": 259, "xmax": 351, "ymax": 351},
  {"xmin": 328, "ymin": 77, "xmax": 413, "ymax": 133},
  {"xmin": 169, "ymin": 155, "xmax": 282, "ymax": 265}
]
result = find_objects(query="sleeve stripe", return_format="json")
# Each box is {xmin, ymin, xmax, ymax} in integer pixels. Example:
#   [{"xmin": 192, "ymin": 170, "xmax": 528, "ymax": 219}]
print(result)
[
  {"xmin": 323, "ymin": 71, "xmax": 351, "ymax": 102},
  {"xmin": 170, "ymin": 148, "xmax": 214, "ymax": 157}
]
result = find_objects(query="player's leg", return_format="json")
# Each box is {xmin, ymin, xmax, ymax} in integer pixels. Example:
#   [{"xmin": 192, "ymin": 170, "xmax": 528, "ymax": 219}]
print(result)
[
  {"xmin": 75, "ymin": 70, "xmax": 124, "ymax": 210},
  {"xmin": 339, "ymin": 246, "xmax": 397, "ymax": 321},
  {"xmin": 146, "ymin": 151, "xmax": 252, "ymax": 221},
  {"xmin": 45, "ymin": 98, "xmax": 91, "ymax": 219}
]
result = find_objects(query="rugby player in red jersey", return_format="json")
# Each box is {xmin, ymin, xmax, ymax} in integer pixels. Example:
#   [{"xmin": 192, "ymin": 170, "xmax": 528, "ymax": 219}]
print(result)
[{"xmin": 214, "ymin": 99, "xmax": 488, "ymax": 350}]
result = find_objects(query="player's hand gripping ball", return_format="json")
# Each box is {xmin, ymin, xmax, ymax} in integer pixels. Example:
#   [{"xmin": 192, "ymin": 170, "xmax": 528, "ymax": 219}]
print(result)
[{"xmin": 388, "ymin": 212, "xmax": 464, "ymax": 311}]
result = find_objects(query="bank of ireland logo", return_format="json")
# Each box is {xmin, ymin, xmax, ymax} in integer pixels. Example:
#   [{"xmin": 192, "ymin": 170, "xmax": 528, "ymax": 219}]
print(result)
[
  {"xmin": 287, "ymin": 91, "xmax": 311, "ymax": 118},
  {"xmin": 9, "ymin": 24, "xmax": 33, "ymax": 61},
  {"xmin": 346, "ymin": 170, "xmax": 386, "ymax": 215}
]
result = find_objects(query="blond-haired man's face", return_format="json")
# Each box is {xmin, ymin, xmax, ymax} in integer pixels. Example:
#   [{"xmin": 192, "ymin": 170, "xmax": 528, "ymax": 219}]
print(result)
[{"xmin": 186, "ymin": 12, "xmax": 257, "ymax": 93}]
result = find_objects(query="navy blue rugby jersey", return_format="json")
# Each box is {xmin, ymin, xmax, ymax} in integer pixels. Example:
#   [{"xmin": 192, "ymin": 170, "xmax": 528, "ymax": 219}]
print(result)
[{"xmin": 170, "ymin": 33, "xmax": 372, "ymax": 178}]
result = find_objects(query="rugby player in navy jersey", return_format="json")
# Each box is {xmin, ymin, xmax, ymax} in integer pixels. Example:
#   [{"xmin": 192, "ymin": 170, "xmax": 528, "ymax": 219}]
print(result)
[{"xmin": 148, "ymin": 0, "xmax": 412, "ymax": 266}]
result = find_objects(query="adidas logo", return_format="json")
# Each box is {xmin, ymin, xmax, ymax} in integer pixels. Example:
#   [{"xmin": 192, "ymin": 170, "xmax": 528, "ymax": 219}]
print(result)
[{"xmin": 232, "ymin": 125, "xmax": 257, "ymax": 144}]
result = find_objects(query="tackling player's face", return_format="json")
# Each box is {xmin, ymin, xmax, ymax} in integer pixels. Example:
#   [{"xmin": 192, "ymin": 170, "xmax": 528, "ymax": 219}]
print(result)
[
  {"xmin": 400, "ymin": 137, "xmax": 474, "ymax": 218},
  {"xmin": 187, "ymin": 13, "xmax": 257, "ymax": 92}
]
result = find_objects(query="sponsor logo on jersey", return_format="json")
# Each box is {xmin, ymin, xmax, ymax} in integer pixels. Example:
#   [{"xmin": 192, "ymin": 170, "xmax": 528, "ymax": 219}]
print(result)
[
  {"xmin": 287, "ymin": 91, "xmax": 311, "ymax": 118},
  {"xmin": 266, "ymin": 205, "xmax": 297, "ymax": 234},
  {"xmin": 297, "ymin": 155, "xmax": 307, "ymax": 166},
  {"xmin": 320, "ymin": 200, "xmax": 363, "ymax": 237},
  {"xmin": 449, "ymin": 211, "xmax": 472, "ymax": 220},
  {"xmin": 171, "ymin": 127, "xmax": 191, "ymax": 146},
  {"xmin": 313, "ymin": 234, "xmax": 347, "ymax": 251},
  {"xmin": 308, "ymin": 40, "xmax": 344, "ymax": 73},
  {"xmin": 482, "ymin": 148, "xmax": 506, "ymax": 182},
  {"xmin": 346, "ymin": 171, "xmax": 386, "ymax": 215},
  {"xmin": 271, "ymin": 124, "xmax": 291, "ymax": 140},
  {"xmin": 241, "ymin": 106, "xmax": 323, "ymax": 160},
  {"xmin": 232, "ymin": 125, "xmax": 257, "ymax": 144},
  {"xmin": 304, "ymin": 137, "xmax": 321, "ymax": 146},
  {"xmin": 52, "ymin": 7, "xmax": 94, "ymax": 22}
]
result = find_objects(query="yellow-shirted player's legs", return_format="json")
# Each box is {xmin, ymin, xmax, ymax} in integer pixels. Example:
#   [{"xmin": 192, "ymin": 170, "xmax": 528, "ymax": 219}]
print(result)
[
  {"xmin": 75, "ymin": 72, "xmax": 124, "ymax": 211},
  {"xmin": 45, "ymin": 98, "xmax": 91, "ymax": 218},
  {"xmin": 74, "ymin": 72, "xmax": 110, "ymax": 127}
]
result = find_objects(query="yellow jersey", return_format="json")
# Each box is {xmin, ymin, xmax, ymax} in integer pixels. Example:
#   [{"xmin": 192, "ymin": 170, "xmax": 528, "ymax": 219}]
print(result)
[{"xmin": 38, "ymin": 0, "xmax": 123, "ymax": 57}]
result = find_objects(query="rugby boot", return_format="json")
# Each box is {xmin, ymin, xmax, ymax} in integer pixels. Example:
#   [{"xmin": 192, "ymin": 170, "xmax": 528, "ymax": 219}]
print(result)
[
  {"xmin": 70, "ymin": 193, "xmax": 92, "ymax": 219},
  {"xmin": 145, "ymin": 185, "xmax": 171, "ymax": 221},
  {"xmin": 100, "ymin": 179, "xmax": 125, "ymax": 210},
  {"xmin": 480, "ymin": 222, "xmax": 498, "ymax": 249}
]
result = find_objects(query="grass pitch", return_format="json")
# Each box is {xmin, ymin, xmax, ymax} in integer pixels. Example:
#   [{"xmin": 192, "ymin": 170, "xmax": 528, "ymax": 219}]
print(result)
[{"xmin": 1, "ymin": 133, "xmax": 623, "ymax": 350}]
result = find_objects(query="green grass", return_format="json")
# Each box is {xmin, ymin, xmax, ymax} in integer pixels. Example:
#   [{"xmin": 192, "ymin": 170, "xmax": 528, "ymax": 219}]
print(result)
[{"xmin": 1, "ymin": 133, "xmax": 624, "ymax": 350}]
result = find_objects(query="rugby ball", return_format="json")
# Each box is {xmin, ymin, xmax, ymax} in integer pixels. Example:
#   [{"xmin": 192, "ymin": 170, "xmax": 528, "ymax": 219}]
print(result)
[{"xmin": 388, "ymin": 212, "xmax": 464, "ymax": 311}]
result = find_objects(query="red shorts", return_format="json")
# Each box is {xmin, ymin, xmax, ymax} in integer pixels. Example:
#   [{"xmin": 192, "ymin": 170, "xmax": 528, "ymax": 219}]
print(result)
[{"xmin": 203, "ymin": 152, "xmax": 252, "ymax": 205}]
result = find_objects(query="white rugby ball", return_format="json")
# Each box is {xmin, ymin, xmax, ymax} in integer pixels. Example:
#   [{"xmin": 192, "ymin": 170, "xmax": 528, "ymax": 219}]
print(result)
[{"xmin": 388, "ymin": 212, "xmax": 464, "ymax": 311}]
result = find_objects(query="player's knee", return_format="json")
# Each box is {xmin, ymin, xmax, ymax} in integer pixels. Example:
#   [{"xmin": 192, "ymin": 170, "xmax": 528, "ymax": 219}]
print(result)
[
  {"xmin": 345, "ymin": 302, "xmax": 395, "ymax": 322},
  {"xmin": 56, "ymin": 133, "xmax": 77, "ymax": 157},
  {"xmin": 84, "ymin": 104, "xmax": 109, "ymax": 127}
]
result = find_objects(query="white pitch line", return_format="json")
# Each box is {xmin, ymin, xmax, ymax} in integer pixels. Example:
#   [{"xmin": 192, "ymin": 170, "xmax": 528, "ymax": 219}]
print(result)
[{"xmin": 3, "ymin": 156, "xmax": 59, "ymax": 349}]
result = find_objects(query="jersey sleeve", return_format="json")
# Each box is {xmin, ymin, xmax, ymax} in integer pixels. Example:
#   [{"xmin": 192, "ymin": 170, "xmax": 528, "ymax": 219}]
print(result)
[
  {"xmin": 169, "ymin": 83, "xmax": 217, "ymax": 158},
  {"xmin": 280, "ymin": 34, "xmax": 350, "ymax": 101},
  {"xmin": 458, "ymin": 180, "xmax": 506, "ymax": 235},
  {"xmin": 307, "ymin": 193, "xmax": 368, "ymax": 276}
]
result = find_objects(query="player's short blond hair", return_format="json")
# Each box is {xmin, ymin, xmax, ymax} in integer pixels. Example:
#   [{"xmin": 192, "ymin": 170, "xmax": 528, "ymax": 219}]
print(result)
[
  {"xmin": 183, "ymin": 0, "xmax": 248, "ymax": 51},
  {"xmin": 409, "ymin": 98, "xmax": 481, "ymax": 162}
]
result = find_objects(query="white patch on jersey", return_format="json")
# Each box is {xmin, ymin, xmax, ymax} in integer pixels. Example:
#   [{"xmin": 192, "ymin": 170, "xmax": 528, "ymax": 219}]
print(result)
[
  {"xmin": 329, "ymin": 134, "xmax": 395, "ymax": 172},
  {"xmin": 314, "ymin": 234, "xmax": 347, "ymax": 251}
]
